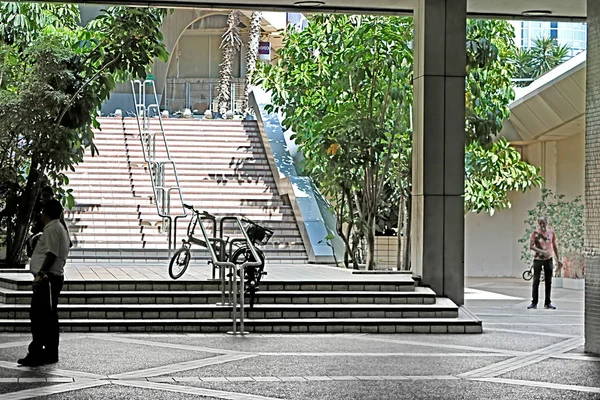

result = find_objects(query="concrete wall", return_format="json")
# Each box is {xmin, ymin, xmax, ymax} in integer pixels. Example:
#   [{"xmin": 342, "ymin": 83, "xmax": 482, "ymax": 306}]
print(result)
[
  {"xmin": 167, "ymin": 32, "xmax": 247, "ymax": 80},
  {"xmin": 466, "ymin": 135, "xmax": 584, "ymax": 278},
  {"xmin": 557, "ymin": 132, "xmax": 585, "ymax": 200}
]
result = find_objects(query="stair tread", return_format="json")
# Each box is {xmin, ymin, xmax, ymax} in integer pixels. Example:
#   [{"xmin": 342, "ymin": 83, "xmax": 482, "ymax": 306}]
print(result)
[
  {"xmin": 0, "ymin": 303, "xmax": 456, "ymax": 311},
  {"xmin": 0, "ymin": 290, "xmax": 433, "ymax": 297},
  {"xmin": 0, "ymin": 317, "xmax": 479, "ymax": 325}
]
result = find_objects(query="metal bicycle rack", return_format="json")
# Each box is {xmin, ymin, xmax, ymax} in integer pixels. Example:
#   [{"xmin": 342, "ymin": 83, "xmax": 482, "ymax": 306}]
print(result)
[
  {"xmin": 131, "ymin": 80, "xmax": 187, "ymax": 256},
  {"xmin": 192, "ymin": 212, "xmax": 262, "ymax": 335}
]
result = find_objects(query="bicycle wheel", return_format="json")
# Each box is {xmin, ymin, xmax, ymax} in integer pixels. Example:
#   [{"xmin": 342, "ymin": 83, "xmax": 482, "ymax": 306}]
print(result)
[
  {"xmin": 231, "ymin": 247, "xmax": 265, "ymax": 307},
  {"xmin": 522, "ymin": 270, "xmax": 533, "ymax": 281},
  {"xmin": 169, "ymin": 248, "xmax": 191, "ymax": 280},
  {"xmin": 232, "ymin": 247, "xmax": 265, "ymax": 281}
]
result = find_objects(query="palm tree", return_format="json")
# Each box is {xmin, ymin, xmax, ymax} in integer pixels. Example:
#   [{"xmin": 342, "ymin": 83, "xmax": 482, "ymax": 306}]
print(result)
[
  {"xmin": 527, "ymin": 36, "xmax": 571, "ymax": 78},
  {"xmin": 241, "ymin": 11, "xmax": 262, "ymax": 117},
  {"xmin": 510, "ymin": 37, "xmax": 571, "ymax": 86},
  {"xmin": 510, "ymin": 47, "xmax": 534, "ymax": 87},
  {"xmin": 218, "ymin": 10, "xmax": 242, "ymax": 116}
]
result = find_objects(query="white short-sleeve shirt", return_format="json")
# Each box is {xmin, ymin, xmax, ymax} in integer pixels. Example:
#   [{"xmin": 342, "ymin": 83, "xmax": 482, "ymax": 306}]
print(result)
[{"xmin": 29, "ymin": 219, "xmax": 71, "ymax": 276}]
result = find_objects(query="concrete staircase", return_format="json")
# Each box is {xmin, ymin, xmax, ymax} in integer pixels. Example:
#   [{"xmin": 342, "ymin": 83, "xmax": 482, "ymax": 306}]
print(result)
[
  {"xmin": 0, "ymin": 272, "xmax": 482, "ymax": 333},
  {"xmin": 64, "ymin": 117, "xmax": 308, "ymax": 264}
]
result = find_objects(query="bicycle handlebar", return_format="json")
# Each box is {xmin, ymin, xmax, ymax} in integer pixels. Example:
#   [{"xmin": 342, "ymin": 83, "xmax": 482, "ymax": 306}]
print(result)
[{"xmin": 184, "ymin": 204, "xmax": 217, "ymax": 221}]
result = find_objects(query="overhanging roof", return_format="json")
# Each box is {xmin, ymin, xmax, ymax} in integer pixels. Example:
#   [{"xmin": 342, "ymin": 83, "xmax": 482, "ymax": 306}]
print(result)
[
  {"xmin": 501, "ymin": 51, "xmax": 586, "ymax": 144},
  {"xmin": 69, "ymin": 0, "xmax": 586, "ymax": 19}
]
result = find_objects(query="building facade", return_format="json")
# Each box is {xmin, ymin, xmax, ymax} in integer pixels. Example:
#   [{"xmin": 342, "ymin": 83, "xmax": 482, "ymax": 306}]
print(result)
[{"xmin": 510, "ymin": 20, "xmax": 587, "ymax": 56}]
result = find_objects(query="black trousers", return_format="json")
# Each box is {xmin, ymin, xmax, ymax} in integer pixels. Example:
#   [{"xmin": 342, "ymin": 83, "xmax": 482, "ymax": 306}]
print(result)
[
  {"xmin": 532, "ymin": 259, "xmax": 553, "ymax": 306},
  {"xmin": 29, "ymin": 274, "xmax": 64, "ymax": 358}
]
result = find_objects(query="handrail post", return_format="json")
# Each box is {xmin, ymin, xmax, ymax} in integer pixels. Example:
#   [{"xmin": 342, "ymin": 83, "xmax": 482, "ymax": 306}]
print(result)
[
  {"xmin": 239, "ymin": 263, "xmax": 245, "ymax": 333},
  {"xmin": 231, "ymin": 267, "xmax": 238, "ymax": 333}
]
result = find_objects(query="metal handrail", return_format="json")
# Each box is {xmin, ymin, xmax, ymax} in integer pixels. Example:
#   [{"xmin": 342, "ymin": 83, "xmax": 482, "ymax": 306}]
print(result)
[
  {"xmin": 189, "ymin": 205, "xmax": 261, "ymax": 335},
  {"xmin": 131, "ymin": 79, "xmax": 187, "ymax": 255}
]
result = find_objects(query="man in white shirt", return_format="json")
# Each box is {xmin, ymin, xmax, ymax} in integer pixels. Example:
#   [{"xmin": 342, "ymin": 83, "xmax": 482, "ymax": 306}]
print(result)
[{"xmin": 18, "ymin": 199, "xmax": 70, "ymax": 367}]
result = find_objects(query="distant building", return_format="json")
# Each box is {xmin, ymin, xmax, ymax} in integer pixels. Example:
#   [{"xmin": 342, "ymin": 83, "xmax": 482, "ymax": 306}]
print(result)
[{"xmin": 510, "ymin": 21, "xmax": 587, "ymax": 56}]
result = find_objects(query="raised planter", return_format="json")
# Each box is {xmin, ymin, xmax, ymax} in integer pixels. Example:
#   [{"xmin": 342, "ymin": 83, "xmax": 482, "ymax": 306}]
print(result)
[
  {"xmin": 552, "ymin": 277, "xmax": 563, "ymax": 289},
  {"xmin": 563, "ymin": 277, "xmax": 585, "ymax": 291}
]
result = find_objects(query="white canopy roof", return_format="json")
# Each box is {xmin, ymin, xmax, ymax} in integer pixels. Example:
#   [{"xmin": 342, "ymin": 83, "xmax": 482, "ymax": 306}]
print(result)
[{"xmin": 501, "ymin": 51, "xmax": 586, "ymax": 144}]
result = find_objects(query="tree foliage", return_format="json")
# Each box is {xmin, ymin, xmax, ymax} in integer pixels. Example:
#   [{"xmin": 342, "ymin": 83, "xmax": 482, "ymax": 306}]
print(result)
[
  {"xmin": 465, "ymin": 138, "xmax": 544, "ymax": 215},
  {"xmin": 257, "ymin": 16, "xmax": 543, "ymax": 269},
  {"xmin": 511, "ymin": 36, "xmax": 572, "ymax": 86},
  {"xmin": 257, "ymin": 15, "xmax": 413, "ymax": 269},
  {"xmin": 0, "ymin": 4, "xmax": 168, "ymax": 266},
  {"xmin": 465, "ymin": 20, "xmax": 517, "ymax": 147}
]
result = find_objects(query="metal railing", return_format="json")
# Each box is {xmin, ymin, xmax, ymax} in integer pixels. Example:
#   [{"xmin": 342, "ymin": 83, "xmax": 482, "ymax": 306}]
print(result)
[
  {"xmin": 192, "ymin": 210, "xmax": 262, "ymax": 335},
  {"xmin": 164, "ymin": 78, "xmax": 245, "ymax": 114},
  {"xmin": 131, "ymin": 79, "xmax": 187, "ymax": 256}
]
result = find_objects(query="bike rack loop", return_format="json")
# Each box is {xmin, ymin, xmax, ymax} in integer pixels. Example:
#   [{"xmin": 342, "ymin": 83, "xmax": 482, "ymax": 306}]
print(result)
[{"xmin": 195, "ymin": 213, "xmax": 262, "ymax": 335}]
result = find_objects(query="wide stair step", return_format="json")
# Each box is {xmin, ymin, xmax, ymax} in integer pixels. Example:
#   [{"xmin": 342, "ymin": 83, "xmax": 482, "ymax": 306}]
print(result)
[{"xmin": 0, "ymin": 272, "xmax": 481, "ymax": 333}]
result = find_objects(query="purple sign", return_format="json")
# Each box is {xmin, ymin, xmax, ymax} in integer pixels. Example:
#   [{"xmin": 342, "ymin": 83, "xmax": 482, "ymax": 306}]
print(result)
[{"xmin": 258, "ymin": 42, "xmax": 270, "ymax": 60}]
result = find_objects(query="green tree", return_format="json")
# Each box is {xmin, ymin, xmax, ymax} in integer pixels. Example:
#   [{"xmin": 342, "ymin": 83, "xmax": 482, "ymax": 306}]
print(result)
[
  {"xmin": 0, "ymin": 4, "xmax": 168, "ymax": 267},
  {"xmin": 257, "ymin": 16, "xmax": 543, "ymax": 269},
  {"xmin": 465, "ymin": 20, "xmax": 517, "ymax": 146},
  {"xmin": 464, "ymin": 20, "xmax": 545, "ymax": 214},
  {"xmin": 257, "ymin": 15, "xmax": 413, "ymax": 270},
  {"xmin": 528, "ymin": 37, "xmax": 571, "ymax": 78},
  {"xmin": 511, "ymin": 36, "xmax": 572, "ymax": 86},
  {"xmin": 465, "ymin": 138, "xmax": 544, "ymax": 215}
]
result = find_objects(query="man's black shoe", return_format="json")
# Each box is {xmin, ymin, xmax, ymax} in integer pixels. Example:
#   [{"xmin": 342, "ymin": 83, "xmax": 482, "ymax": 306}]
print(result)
[
  {"xmin": 17, "ymin": 355, "xmax": 44, "ymax": 367},
  {"xmin": 43, "ymin": 355, "xmax": 59, "ymax": 364}
]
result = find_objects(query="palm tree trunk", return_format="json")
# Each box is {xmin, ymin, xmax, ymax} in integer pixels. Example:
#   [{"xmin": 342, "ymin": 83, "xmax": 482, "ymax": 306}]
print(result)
[
  {"xmin": 218, "ymin": 10, "xmax": 242, "ymax": 116},
  {"xmin": 242, "ymin": 11, "xmax": 262, "ymax": 116}
]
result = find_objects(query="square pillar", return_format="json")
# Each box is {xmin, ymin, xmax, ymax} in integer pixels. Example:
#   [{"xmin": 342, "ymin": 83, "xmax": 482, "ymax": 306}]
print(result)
[
  {"xmin": 411, "ymin": 0, "xmax": 466, "ymax": 305},
  {"xmin": 585, "ymin": 0, "xmax": 600, "ymax": 355}
]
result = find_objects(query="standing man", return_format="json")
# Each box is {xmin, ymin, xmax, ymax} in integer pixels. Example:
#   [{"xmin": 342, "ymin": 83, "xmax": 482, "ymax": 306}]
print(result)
[
  {"xmin": 18, "ymin": 200, "xmax": 70, "ymax": 367},
  {"xmin": 28, "ymin": 186, "xmax": 72, "ymax": 256},
  {"xmin": 527, "ymin": 216, "xmax": 562, "ymax": 310}
]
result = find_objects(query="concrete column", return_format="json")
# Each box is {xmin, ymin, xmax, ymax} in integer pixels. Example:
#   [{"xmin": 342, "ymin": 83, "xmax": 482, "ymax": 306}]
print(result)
[
  {"xmin": 585, "ymin": 0, "xmax": 600, "ymax": 355},
  {"xmin": 411, "ymin": 0, "xmax": 466, "ymax": 305}
]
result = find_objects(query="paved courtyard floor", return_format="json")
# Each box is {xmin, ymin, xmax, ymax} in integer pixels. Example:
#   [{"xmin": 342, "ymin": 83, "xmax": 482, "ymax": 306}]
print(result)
[{"xmin": 0, "ymin": 276, "xmax": 594, "ymax": 399}]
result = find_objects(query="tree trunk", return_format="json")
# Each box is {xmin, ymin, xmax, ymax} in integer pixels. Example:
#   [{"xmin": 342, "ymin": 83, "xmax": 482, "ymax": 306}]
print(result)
[
  {"xmin": 218, "ymin": 10, "xmax": 242, "ymax": 116},
  {"xmin": 402, "ymin": 194, "xmax": 411, "ymax": 271},
  {"xmin": 365, "ymin": 216, "xmax": 376, "ymax": 270},
  {"xmin": 241, "ymin": 11, "xmax": 262, "ymax": 116},
  {"xmin": 396, "ymin": 193, "xmax": 405, "ymax": 271},
  {"xmin": 336, "ymin": 203, "xmax": 353, "ymax": 269},
  {"xmin": 341, "ymin": 187, "xmax": 360, "ymax": 269},
  {"xmin": 7, "ymin": 157, "xmax": 44, "ymax": 267}
]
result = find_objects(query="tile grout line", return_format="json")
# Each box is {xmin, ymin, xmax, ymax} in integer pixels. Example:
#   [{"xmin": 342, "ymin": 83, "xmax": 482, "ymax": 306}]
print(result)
[
  {"xmin": 469, "ymin": 377, "xmax": 600, "ymax": 394},
  {"xmin": 346, "ymin": 335, "xmax": 524, "ymax": 356},
  {"xmin": 90, "ymin": 334, "xmax": 246, "ymax": 355},
  {"xmin": 115, "ymin": 379, "xmax": 285, "ymax": 400},
  {"xmin": 110, "ymin": 354, "xmax": 257, "ymax": 380},
  {"xmin": 459, "ymin": 337, "xmax": 584, "ymax": 378},
  {"xmin": 0, "ymin": 379, "xmax": 109, "ymax": 400}
]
